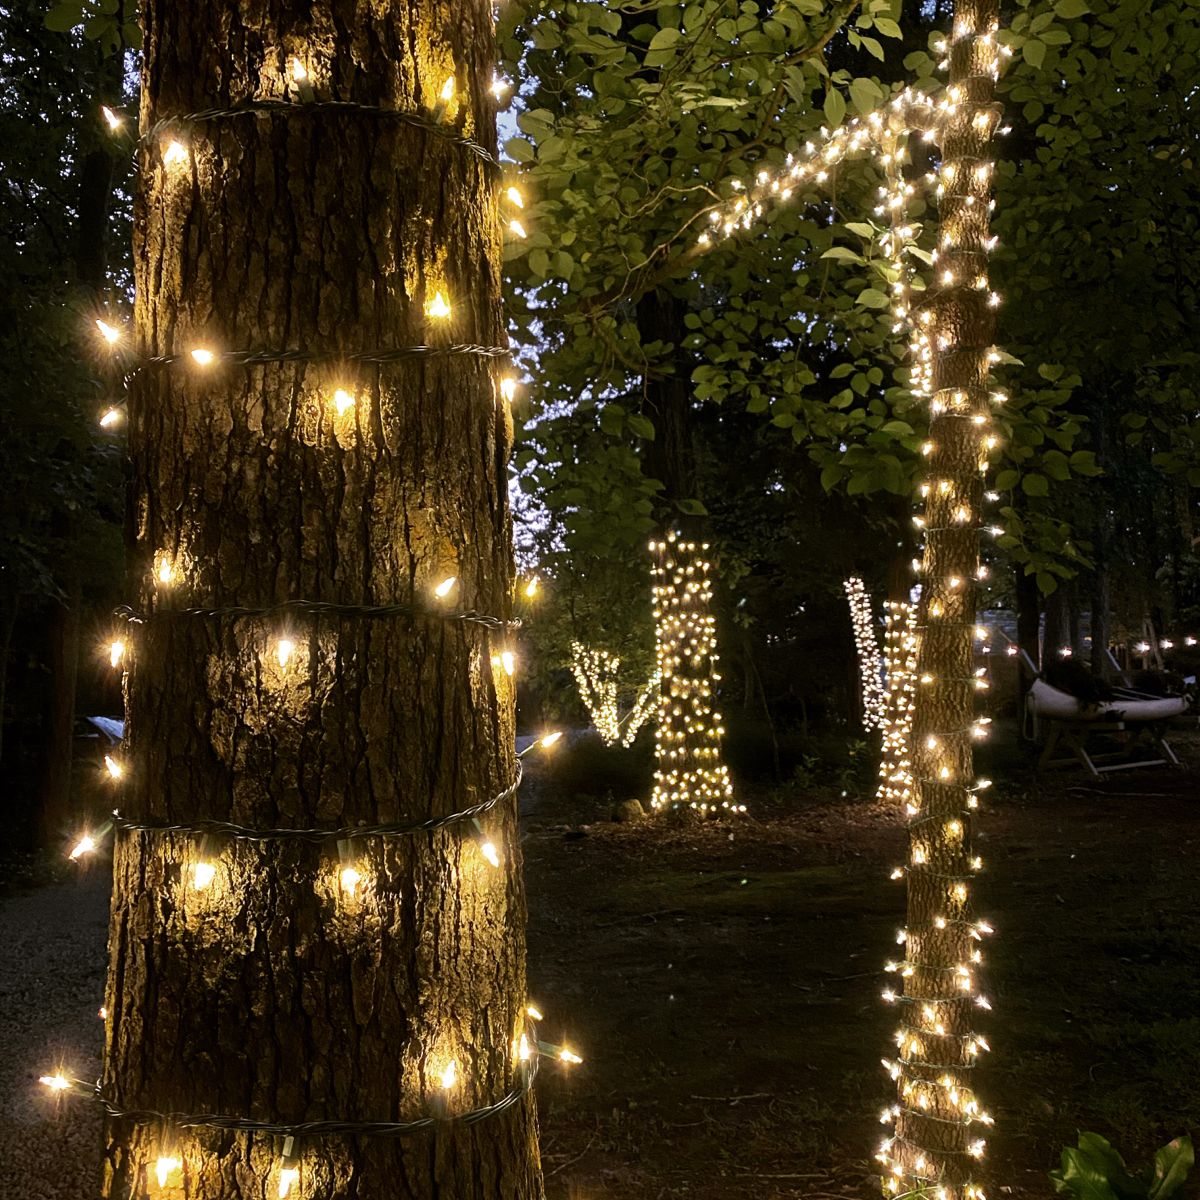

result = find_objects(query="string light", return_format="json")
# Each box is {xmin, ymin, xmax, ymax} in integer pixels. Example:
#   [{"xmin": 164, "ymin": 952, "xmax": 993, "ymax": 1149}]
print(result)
[
  {"xmin": 101, "ymin": 104, "xmax": 123, "ymax": 131},
  {"xmin": 425, "ymin": 291, "xmax": 451, "ymax": 319},
  {"xmin": 162, "ymin": 139, "xmax": 188, "ymax": 166},
  {"xmin": 434, "ymin": 576, "xmax": 457, "ymax": 599},
  {"xmin": 155, "ymin": 1155, "xmax": 182, "ymax": 1187},
  {"xmin": 523, "ymin": 576, "xmax": 539, "ymax": 599},
  {"xmin": 95, "ymin": 318, "xmax": 120, "ymax": 344},
  {"xmin": 109, "ymin": 639, "xmax": 125, "ymax": 668},
  {"xmin": 570, "ymin": 643, "xmax": 660, "ymax": 748},
  {"xmin": 845, "ymin": 578, "xmax": 886, "ymax": 730},
  {"xmin": 333, "ymin": 388, "xmax": 354, "ymax": 415},
  {"xmin": 877, "ymin": 600, "xmax": 918, "ymax": 808},
  {"xmin": 649, "ymin": 534, "xmax": 739, "ymax": 814},
  {"xmin": 500, "ymin": 377, "xmax": 518, "ymax": 403},
  {"xmin": 189, "ymin": 347, "xmax": 215, "ymax": 366}
]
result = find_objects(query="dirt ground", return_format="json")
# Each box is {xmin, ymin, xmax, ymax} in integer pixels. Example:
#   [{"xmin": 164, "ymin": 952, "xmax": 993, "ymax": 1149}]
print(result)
[{"xmin": 522, "ymin": 728, "xmax": 1200, "ymax": 1200}]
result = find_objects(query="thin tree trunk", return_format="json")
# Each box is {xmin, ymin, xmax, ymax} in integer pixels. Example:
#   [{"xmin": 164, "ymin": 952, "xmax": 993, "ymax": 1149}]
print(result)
[
  {"xmin": 1014, "ymin": 564, "xmax": 1039, "ymax": 671},
  {"xmin": 101, "ymin": 4, "xmax": 541, "ymax": 1197},
  {"xmin": 1042, "ymin": 588, "xmax": 1069, "ymax": 663},
  {"xmin": 1090, "ymin": 565, "xmax": 1111, "ymax": 678},
  {"xmin": 886, "ymin": 1, "xmax": 1000, "ymax": 1195}
]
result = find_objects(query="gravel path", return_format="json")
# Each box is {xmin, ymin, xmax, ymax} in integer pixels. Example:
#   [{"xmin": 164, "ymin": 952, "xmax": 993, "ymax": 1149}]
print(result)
[{"xmin": 0, "ymin": 874, "xmax": 109, "ymax": 1197}]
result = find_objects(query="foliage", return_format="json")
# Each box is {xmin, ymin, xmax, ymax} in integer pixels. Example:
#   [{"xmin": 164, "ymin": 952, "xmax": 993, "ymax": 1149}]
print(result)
[{"xmin": 1051, "ymin": 1133, "xmax": 1194, "ymax": 1200}]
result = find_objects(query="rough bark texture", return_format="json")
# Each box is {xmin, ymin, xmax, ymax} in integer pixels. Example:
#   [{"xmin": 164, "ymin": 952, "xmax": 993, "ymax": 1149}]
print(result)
[
  {"xmin": 103, "ymin": 3, "xmax": 541, "ymax": 1197},
  {"xmin": 889, "ymin": 2, "xmax": 1000, "ymax": 1195}
]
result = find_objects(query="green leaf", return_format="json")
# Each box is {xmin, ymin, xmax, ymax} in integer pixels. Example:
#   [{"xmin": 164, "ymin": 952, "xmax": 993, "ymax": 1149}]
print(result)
[
  {"xmin": 821, "ymin": 246, "xmax": 864, "ymax": 262},
  {"xmin": 44, "ymin": 1, "xmax": 85, "ymax": 30},
  {"xmin": 873, "ymin": 16, "xmax": 902, "ymax": 37},
  {"xmin": 1022, "ymin": 473, "xmax": 1050, "ymax": 497},
  {"xmin": 676, "ymin": 498, "xmax": 708, "ymax": 516},
  {"xmin": 504, "ymin": 137, "xmax": 537, "ymax": 163},
  {"xmin": 646, "ymin": 27, "xmax": 683, "ymax": 65},
  {"xmin": 599, "ymin": 405, "xmax": 625, "ymax": 436},
  {"xmin": 1054, "ymin": 0, "xmax": 1090, "ymax": 17},
  {"xmin": 823, "ymin": 87, "xmax": 846, "ymax": 127},
  {"xmin": 1148, "ymin": 1137, "xmax": 1193, "ymax": 1200},
  {"xmin": 1023, "ymin": 38, "xmax": 1047, "ymax": 68},
  {"xmin": 856, "ymin": 287, "xmax": 890, "ymax": 309},
  {"xmin": 627, "ymin": 413, "xmax": 656, "ymax": 440}
]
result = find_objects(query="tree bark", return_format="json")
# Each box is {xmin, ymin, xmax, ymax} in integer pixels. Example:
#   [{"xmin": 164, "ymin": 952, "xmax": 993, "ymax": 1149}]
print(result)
[
  {"xmin": 101, "ymin": 3, "xmax": 541, "ymax": 1197},
  {"xmin": 886, "ymin": 2, "xmax": 1000, "ymax": 1196},
  {"xmin": 1014, "ymin": 563, "xmax": 1040, "ymax": 671}
]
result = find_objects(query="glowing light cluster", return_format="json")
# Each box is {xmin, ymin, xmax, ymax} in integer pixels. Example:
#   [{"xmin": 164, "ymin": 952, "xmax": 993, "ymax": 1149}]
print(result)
[
  {"xmin": 845, "ymin": 577, "xmax": 886, "ymax": 731},
  {"xmin": 569, "ymin": 642, "xmax": 660, "ymax": 748},
  {"xmin": 648, "ymin": 533, "xmax": 740, "ymax": 815},
  {"xmin": 877, "ymin": 600, "xmax": 918, "ymax": 808}
]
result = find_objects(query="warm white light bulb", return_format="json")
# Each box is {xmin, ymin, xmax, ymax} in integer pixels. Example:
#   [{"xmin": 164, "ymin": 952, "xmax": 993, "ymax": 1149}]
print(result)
[
  {"xmin": 40, "ymin": 1072, "xmax": 70, "ymax": 1091},
  {"xmin": 99, "ymin": 408, "xmax": 122, "ymax": 428},
  {"xmin": 509, "ymin": 219, "xmax": 527, "ymax": 239},
  {"xmin": 500, "ymin": 377, "xmax": 517, "ymax": 403},
  {"xmin": 163, "ymin": 140, "xmax": 188, "ymax": 166},
  {"xmin": 540, "ymin": 731, "xmax": 562, "ymax": 749},
  {"xmin": 69, "ymin": 835, "xmax": 96, "ymax": 861},
  {"xmin": 426, "ymin": 291, "xmax": 451, "ymax": 319},
  {"xmin": 480, "ymin": 840, "xmax": 501, "ymax": 868},
  {"xmin": 558, "ymin": 1047, "xmax": 583, "ymax": 1064},
  {"xmin": 190, "ymin": 347, "xmax": 215, "ymax": 366},
  {"xmin": 278, "ymin": 1167, "xmax": 300, "ymax": 1198},
  {"xmin": 501, "ymin": 650, "xmax": 515, "ymax": 676},
  {"xmin": 104, "ymin": 754, "xmax": 124, "ymax": 780},
  {"xmin": 333, "ymin": 388, "xmax": 354, "ymax": 415},
  {"xmin": 491, "ymin": 76, "xmax": 510, "ymax": 100},
  {"xmin": 524, "ymin": 576, "xmax": 539, "ymax": 598},
  {"xmin": 440, "ymin": 1060, "xmax": 458, "ymax": 1090},
  {"xmin": 526, "ymin": 1004, "xmax": 544, "ymax": 1020},
  {"xmin": 155, "ymin": 1155, "xmax": 182, "ymax": 1187},
  {"xmin": 290, "ymin": 57, "xmax": 308, "ymax": 82},
  {"xmin": 276, "ymin": 638, "xmax": 296, "ymax": 668},
  {"xmin": 440, "ymin": 75, "xmax": 456, "ymax": 102},
  {"xmin": 101, "ymin": 105, "xmax": 123, "ymax": 131},
  {"xmin": 109, "ymin": 640, "xmax": 125, "ymax": 668},
  {"xmin": 505, "ymin": 186, "xmax": 524, "ymax": 208},
  {"xmin": 192, "ymin": 862, "xmax": 216, "ymax": 891},
  {"xmin": 96, "ymin": 318, "xmax": 121, "ymax": 344},
  {"xmin": 340, "ymin": 866, "xmax": 361, "ymax": 895},
  {"xmin": 434, "ymin": 576, "xmax": 456, "ymax": 599}
]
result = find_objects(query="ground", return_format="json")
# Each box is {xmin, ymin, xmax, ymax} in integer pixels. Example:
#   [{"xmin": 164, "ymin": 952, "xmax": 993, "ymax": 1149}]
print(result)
[{"xmin": 4, "ymin": 726, "xmax": 1199, "ymax": 1198}]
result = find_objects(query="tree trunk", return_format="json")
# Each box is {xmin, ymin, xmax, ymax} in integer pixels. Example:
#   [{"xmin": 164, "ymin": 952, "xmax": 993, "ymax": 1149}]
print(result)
[
  {"xmin": 885, "ymin": 2, "xmax": 1000, "ymax": 1196},
  {"xmin": 1042, "ymin": 588, "xmax": 1069, "ymax": 664},
  {"xmin": 100, "ymin": 4, "xmax": 541, "ymax": 1197},
  {"xmin": 38, "ymin": 579, "xmax": 82, "ymax": 844},
  {"xmin": 1090, "ymin": 564, "xmax": 1111, "ymax": 678},
  {"xmin": 1014, "ymin": 563, "xmax": 1039, "ymax": 671}
]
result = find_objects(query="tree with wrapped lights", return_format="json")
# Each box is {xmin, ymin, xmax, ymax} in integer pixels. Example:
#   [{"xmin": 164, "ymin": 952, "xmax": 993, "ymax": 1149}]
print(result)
[{"xmin": 39, "ymin": 2, "xmax": 586, "ymax": 1197}]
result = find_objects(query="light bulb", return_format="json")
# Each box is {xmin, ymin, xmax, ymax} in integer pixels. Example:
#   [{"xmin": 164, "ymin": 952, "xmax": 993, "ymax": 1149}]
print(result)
[
  {"xmin": 276, "ymin": 638, "xmax": 296, "ymax": 668},
  {"xmin": 109, "ymin": 640, "xmax": 125, "ymax": 668},
  {"xmin": 426, "ymin": 291, "xmax": 451, "ymax": 319},
  {"xmin": 501, "ymin": 650, "xmax": 515, "ymax": 676},
  {"xmin": 190, "ymin": 347, "xmax": 215, "ymax": 366},
  {"xmin": 69, "ymin": 835, "xmax": 96, "ymax": 860},
  {"xmin": 558, "ymin": 1047, "xmax": 583, "ymax": 1064},
  {"xmin": 540, "ymin": 731, "xmax": 562, "ymax": 749},
  {"xmin": 333, "ymin": 388, "xmax": 354, "ymax": 415},
  {"xmin": 479, "ymin": 840, "xmax": 501, "ymax": 868},
  {"xmin": 434, "ymin": 575, "xmax": 456, "ymax": 599},
  {"xmin": 39, "ymin": 1072, "xmax": 70, "ymax": 1091},
  {"xmin": 96, "ymin": 318, "xmax": 120, "ymax": 344},
  {"xmin": 278, "ymin": 1167, "xmax": 300, "ymax": 1198},
  {"xmin": 340, "ymin": 866, "xmax": 361, "ymax": 895},
  {"xmin": 101, "ymin": 105, "xmax": 122, "ymax": 130},
  {"xmin": 440, "ymin": 75, "xmax": 456, "ymax": 103},
  {"xmin": 524, "ymin": 576, "xmax": 539, "ymax": 598},
  {"xmin": 104, "ymin": 754, "xmax": 124, "ymax": 780},
  {"xmin": 526, "ymin": 1004, "xmax": 544, "ymax": 1020},
  {"xmin": 156, "ymin": 559, "xmax": 174, "ymax": 585},
  {"xmin": 440, "ymin": 1060, "xmax": 458, "ymax": 1090},
  {"xmin": 290, "ymin": 57, "xmax": 308, "ymax": 82},
  {"xmin": 505, "ymin": 186, "xmax": 524, "ymax": 208},
  {"xmin": 99, "ymin": 408, "xmax": 122, "ymax": 428},
  {"xmin": 491, "ymin": 75, "xmax": 510, "ymax": 100},
  {"xmin": 509, "ymin": 219, "xmax": 527, "ymax": 239},
  {"xmin": 163, "ymin": 140, "xmax": 188, "ymax": 166},
  {"xmin": 192, "ymin": 862, "xmax": 216, "ymax": 891},
  {"xmin": 155, "ymin": 1155, "xmax": 182, "ymax": 1187},
  {"xmin": 500, "ymin": 377, "xmax": 517, "ymax": 403}
]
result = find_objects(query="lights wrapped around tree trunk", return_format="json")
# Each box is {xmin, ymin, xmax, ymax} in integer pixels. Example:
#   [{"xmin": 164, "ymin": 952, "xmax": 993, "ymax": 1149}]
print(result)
[
  {"xmin": 648, "ymin": 533, "xmax": 740, "ymax": 815},
  {"xmin": 877, "ymin": 600, "xmax": 918, "ymax": 808},
  {"xmin": 845, "ymin": 577, "xmax": 886, "ymax": 731},
  {"xmin": 877, "ymin": 3, "xmax": 1004, "ymax": 1199},
  {"xmin": 570, "ymin": 642, "xmax": 661, "ymax": 748}
]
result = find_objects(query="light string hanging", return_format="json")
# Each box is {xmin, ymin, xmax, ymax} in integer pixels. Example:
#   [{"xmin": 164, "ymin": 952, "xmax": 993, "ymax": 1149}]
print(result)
[
  {"xmin": 648, "ymin": 533, "xmax": 741, "ymax": 815},
  {"xmin": 47, "ymin": 43, "xmax": 572, "ymax": 1198},
  {"xmin": 845, "ymin": 577, "xmax": 887, "ymax": 731}
]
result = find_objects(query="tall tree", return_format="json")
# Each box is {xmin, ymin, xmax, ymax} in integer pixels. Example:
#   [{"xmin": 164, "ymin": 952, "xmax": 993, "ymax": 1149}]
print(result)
[
  {"xmin": 881, "ymin": 0, "xmax": 999, "ymax": 1194},
  {"xmin": 95, "ymin": 3, "xmax": 542, "ymax": 1197}
]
